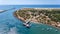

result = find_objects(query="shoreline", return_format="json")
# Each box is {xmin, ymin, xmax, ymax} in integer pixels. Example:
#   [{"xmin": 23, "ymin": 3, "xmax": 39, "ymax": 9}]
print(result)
[
  {"xmin": 14, "ymin": 8, "xmax": 60, "ymax": 29},
  {"xmin": 14, "ymin": 12, "xmax": 60, "ymax": 30},
  {"xmin": 21, "ymin": 8, "xmax": 60, "ymax": 9},
  {"xmin": 14, "ymin": 11, "xmax": 26, "ymax": 23}
]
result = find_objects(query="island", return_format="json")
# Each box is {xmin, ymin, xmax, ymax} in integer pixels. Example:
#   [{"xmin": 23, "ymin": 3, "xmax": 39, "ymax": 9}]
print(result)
[{"xmin": 14, "ymin": 8, "xmax": 60, "ymax": 29}]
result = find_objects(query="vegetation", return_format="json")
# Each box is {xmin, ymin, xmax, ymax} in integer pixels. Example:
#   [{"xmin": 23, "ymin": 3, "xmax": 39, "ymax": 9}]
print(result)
[{"xmin": 15, "ymin": 8, "xmax": 60, "ymax": 28}]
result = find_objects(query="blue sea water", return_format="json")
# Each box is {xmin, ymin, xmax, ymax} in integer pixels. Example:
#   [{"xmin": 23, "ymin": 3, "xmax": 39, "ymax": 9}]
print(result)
[{"xmin": 0, "ymin": 5, "xmax": 60, "ymax": 34}]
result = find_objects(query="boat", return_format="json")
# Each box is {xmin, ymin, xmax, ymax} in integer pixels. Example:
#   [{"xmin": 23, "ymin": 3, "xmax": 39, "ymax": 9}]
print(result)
[
  {"xmin": 23, "ymin": 23, "xmax": 30, "ymax": 28},
  {"xmin": 25, "ymin": 24, "xmax": 30, "ymax": 28},
  {"xmin": 23, "ymin": 19, "xmax": 31, "ymax": 28}
]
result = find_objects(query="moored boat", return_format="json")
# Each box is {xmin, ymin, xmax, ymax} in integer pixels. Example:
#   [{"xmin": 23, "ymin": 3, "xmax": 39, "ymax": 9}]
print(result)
[{"xmin": 23, "ymin": 23, "xmax": 30, "ymax": 28}]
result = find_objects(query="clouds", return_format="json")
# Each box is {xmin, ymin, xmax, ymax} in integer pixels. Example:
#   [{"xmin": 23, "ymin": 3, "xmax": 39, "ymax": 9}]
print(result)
[{"xmin": 0, "ymin": 0, "xmax": 60, "ymax": 5}]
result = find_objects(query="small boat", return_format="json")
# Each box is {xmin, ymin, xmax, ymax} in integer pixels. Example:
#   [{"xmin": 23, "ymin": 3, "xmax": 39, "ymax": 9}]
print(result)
[
  {"xmin": 23, "ymin": 23, "xmax": 30, "ymax": 28},
  {"xmin": 23, "ymin": 20, "xmax": 31, "ymax": 28},
  {"xmin": 25, "ymin": 24, "xmax": 30, "ymax": 28}
]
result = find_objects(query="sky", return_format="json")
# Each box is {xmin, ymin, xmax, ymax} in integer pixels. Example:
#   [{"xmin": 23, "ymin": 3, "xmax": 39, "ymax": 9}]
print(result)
[{"xmin": 0, "ymin": 0, "xmax": 60, "ymax": 5}]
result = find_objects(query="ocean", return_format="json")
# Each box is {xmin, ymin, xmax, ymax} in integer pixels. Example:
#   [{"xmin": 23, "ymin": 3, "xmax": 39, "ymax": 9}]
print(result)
[{"xmin": 0, "ymin": 5, "xmax": 60, "ymax": 34}]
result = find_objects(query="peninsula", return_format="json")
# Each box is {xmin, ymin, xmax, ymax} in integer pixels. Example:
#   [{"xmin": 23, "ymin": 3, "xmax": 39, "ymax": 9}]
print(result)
[{"xmin": 14, "ymin": 8, "xmax": 60, "ymax": 29}]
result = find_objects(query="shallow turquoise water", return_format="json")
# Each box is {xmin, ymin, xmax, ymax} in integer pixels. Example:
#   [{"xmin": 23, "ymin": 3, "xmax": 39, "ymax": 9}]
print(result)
[{"xmin": 0, "ymin": 5, "xmax": 60, "ymax": 34}]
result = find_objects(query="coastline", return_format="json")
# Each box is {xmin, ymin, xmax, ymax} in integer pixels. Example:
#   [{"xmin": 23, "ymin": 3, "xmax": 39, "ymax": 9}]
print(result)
[
  {"xmin": 14, "ymin": 11, "xmax": 26, "ymax": 23},
  {"xmin": 14, "ymin": 8, "xmax": 60, "ymax": 29},
  {"xmin": 14, "ymin": 12, "xmax": 60, "ymax": 30}
]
